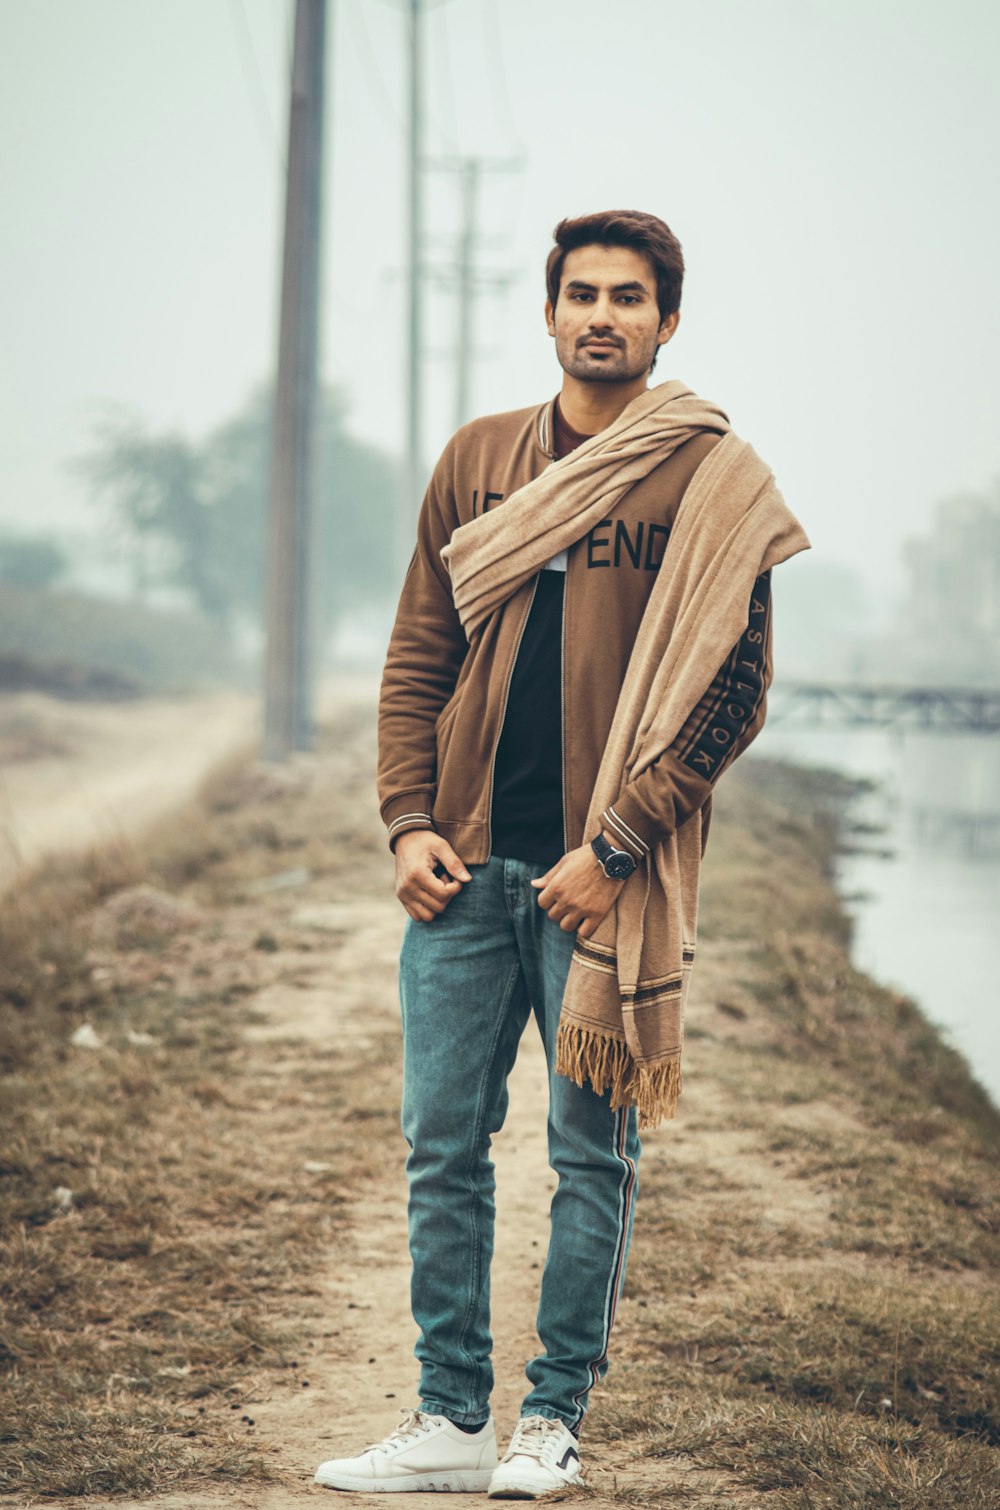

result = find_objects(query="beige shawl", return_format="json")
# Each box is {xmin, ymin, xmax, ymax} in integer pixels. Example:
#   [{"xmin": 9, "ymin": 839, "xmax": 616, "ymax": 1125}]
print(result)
[{"xmin": 442, "ymin": 381, "xmax": 811, "ymax": 1126}]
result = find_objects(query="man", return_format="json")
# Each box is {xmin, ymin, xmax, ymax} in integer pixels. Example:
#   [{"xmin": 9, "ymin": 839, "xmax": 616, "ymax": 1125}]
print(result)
[{"xmin": 315, "ymin": 210, "xmax": 809, "ymax": 1498}]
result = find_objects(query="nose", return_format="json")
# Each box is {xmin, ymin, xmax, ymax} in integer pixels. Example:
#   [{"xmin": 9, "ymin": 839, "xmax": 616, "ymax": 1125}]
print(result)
[
  {"xmin": 586, "ymin": 293, "xmax": 617, "ymax": 330},
  {"xmin": 589, "ymin": 300, "xmax": 619, "ymax": 327}
]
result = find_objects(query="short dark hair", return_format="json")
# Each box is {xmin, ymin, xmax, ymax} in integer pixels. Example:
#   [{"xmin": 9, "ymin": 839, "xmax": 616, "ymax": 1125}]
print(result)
[{"xmin": 545, "ymin": 210, "xmax": 684, "ymax": 322}]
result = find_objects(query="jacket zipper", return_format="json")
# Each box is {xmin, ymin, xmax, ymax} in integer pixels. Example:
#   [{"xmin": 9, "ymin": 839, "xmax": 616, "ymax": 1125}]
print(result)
[{"xmin": 485, "ymin": 575, "xmax": 539, "ymax": 857}]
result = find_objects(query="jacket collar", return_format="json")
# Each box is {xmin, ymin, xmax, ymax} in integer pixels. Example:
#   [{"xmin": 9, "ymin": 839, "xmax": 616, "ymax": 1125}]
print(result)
[{"xmin": 535, "ymin": 396, "xmax": 557, "ymax": 460}]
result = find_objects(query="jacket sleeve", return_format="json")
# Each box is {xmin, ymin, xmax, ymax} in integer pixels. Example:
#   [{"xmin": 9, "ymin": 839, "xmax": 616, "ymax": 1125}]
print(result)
[
  {"xmin": 598, "ymin": 569, "xmax": 773, "ymax": 862},
  {"xmin": 377, "ymin": 437, "xmax": 469, "ymax": 851}
]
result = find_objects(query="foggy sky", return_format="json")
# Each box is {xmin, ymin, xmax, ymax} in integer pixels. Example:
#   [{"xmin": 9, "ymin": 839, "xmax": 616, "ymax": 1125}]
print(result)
[{"xmin": 2, "ymin": 0, "xmax": 998, "ymax": 600}]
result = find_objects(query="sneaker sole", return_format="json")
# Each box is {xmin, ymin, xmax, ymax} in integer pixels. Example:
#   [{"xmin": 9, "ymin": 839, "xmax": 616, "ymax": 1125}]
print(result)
[
  {"xmin": 315, "ymin": 1467, "xmax": 496, "ymax": 1492},
  {"xmin": 489, "ymin": 1473, "xmax": 582, "ymax": 1500}
]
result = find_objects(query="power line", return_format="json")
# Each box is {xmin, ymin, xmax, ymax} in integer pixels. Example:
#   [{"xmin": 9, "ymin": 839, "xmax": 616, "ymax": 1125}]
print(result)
[
  {"xmin": 227, "ymin": 0, "xmax": 286, "ymax": 166},
  {"xmin": 350, "ymin": 0, "xmax": 407, "ymax": 129},
  {"xmin": 375, "ymin": 0, "xmax": 457, "ymax": 581},
  {"xmin": 483, "ymin": 0, "xmax": 523, "ymax": 152}
]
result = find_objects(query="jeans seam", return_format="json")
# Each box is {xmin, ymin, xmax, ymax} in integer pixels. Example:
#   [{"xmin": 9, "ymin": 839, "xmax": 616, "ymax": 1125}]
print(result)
[
  {"xmin": 566, "ymin": 1106, "xmax": 639, "ymax": 1431},
  {"xmin": 453, "ymin": 954, "xmax": 524, "ymax": 1414}
]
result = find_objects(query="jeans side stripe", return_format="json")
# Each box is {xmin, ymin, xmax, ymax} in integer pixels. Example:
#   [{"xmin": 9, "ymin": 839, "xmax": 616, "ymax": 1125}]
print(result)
[{"xmin": 569, "ymin": 1107, "xmax": 638, "ymax": 1429}]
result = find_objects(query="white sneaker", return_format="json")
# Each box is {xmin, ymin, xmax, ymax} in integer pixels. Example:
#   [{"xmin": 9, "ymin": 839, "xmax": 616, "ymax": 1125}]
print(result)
[
  {"xmin": 488, "ymin": 1415, "xmax": 582, "ymax": 1499},
  {"xmin": 314, "ymin": 1407, "xmax": 498, "ymax": 1493}
]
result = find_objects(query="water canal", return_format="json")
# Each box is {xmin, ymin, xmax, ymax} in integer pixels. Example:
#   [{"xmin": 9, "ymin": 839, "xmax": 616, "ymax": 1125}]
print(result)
[{"xmin": 757, "ymin": 723, "xmax": 1000, "ymax": 1108}]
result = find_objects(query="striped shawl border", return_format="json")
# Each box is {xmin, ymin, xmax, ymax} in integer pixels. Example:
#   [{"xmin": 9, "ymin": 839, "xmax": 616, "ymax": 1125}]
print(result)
[
  {"xmin": 623, "ymin": 977, "xmax": 684, "ymax": 1007},
  {"xmin": 573, "ymin": 939, "xmax": 618, "ymax": 973},
  {"xmin": 573, "ymin": 939, "xmax": 696, "ymax": 987}
]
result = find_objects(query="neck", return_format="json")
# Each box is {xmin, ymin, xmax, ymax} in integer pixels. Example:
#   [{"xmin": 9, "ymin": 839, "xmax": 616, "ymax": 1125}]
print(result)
[{"xmin": 557, "ymin": 371, "xmax": 651, "ymax": 436}]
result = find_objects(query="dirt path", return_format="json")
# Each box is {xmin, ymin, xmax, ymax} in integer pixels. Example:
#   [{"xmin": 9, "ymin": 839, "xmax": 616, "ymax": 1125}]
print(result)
[
  {"xmin": 234, "ymin": 888, "xmax": 554, "ymax": 1503},
  {"xmin": 281, "ymin": 935, "xmax": 560, "ymax": 1509},
  {"xmin": 0, "ymin": 690, "xmax": 259, "ymax": 887},
  {"xmin": 43, "ymin": 882, "xmax": 562, "ymax": 1510},
  {"xmin": 46, "ymin": 908, "xmax": 856, "ymax": 1510}
]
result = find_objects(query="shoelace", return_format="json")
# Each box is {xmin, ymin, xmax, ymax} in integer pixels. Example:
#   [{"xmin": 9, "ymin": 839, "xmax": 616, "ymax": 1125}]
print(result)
[
  {"xmin": 505, "ymin": 1414, "xmax": 562, "ymax": 1460},
  {"xmin": 365, "ymin": 1407, "xmax": 433, "ymax": 1452}
]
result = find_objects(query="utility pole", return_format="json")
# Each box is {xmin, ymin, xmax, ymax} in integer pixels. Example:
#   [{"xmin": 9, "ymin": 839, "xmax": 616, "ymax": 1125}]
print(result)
[
  {"xmin": 382, "ymin": 0, "xmax": 453, "ymax": 578},
  {"xmin": 428, "ymin": 154, "xmax": 522, "ymax": 430},
  {"xmin": 399, "ymin": 0, "xmax": 424, "ymax": 581},
  {"xmin": 263, "ymin": 0, "xmax": 327, "ymax": 761}
]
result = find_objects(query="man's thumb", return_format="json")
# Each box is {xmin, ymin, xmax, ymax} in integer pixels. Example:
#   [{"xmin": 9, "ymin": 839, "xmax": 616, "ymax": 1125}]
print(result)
[{"xmin": 434, "ymin": 840, "xmax": 472, "ymax": 882}]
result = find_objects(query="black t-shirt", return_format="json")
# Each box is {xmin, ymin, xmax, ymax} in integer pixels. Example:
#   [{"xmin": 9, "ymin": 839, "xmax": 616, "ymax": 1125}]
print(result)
[{"xmin": 489, "ymin": 400, "xmax": 593, "ymax": 864}]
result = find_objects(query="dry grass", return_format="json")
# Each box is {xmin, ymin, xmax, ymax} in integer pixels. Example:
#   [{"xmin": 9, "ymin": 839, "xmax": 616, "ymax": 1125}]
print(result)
[
  {"xmin": 0, "ymin": 695, "xmax": 79, "ymax": 762},
  {"xmin": 587, "ymin": 1395, "xmax": 1000, "ymax": 1508},
  {"xmin": 2, "ymin": 724, "xmax": 999, "ymax": 1506},
  {"xmin": 0, "ymin": 703, "xmax": 398, "ymax": 1497}
]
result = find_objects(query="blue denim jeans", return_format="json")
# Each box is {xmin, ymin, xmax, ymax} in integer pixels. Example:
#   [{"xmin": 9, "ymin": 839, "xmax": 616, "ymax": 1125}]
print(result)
[{"xmin": 399, "ymin": 855, "xmax": 641, "ymax": 1433}]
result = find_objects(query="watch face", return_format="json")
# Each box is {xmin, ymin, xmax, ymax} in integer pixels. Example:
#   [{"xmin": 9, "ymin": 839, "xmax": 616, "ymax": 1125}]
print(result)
[{"xmin": 606, "ymin": 851, "xmax": 636, "ymax": 879}]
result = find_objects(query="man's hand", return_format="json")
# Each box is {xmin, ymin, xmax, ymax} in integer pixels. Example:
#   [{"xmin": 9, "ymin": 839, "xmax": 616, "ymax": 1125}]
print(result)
[
  {"xmin": 530, "ymin": 838, "xmax": 627, "ymax": 939},
  {"xmin": 394, "ymin": 829, "xmax": 472, "ymax": 922}
]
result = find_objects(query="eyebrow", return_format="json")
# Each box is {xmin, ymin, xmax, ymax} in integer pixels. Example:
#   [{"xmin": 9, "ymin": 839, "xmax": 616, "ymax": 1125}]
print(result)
[{"xmin": 563, "ymin": 278, "xmax": 651, "ymax": 295}]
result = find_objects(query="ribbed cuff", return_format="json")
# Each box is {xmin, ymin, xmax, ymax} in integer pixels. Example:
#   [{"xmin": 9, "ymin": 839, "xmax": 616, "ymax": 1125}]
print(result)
[
  {"xmin": 382, "ymin": 791, "xmax": 436, "ymax": 853},
  {"xmin": 598, "ymin": 800, "xmax": 651, "ymax": 863}
]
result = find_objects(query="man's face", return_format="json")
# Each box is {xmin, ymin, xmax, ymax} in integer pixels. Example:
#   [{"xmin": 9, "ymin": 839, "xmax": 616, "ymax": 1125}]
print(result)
[{"xmin": 545, "ymin": 244, "xmax": 678, "ymax": 384}]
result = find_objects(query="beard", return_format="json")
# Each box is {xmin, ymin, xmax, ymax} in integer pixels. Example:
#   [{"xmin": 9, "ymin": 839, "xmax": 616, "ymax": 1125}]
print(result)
[{"xmin": 554, "ymin": 330, "xmax": 660, "ymax": 384}]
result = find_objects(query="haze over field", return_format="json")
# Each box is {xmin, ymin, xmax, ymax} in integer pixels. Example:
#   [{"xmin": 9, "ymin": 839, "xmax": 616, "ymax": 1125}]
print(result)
[
  {"xmin": 2, "ymin": 15, "xmax": 1000, "ymax": 1500},
  {"xmin": 2, "ymin": 0, "xmax": 998, "ymax": 606}
]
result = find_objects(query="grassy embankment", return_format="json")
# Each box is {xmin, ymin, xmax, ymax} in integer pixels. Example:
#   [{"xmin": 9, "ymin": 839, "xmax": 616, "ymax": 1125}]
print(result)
[
  {"xmin": 583, "ymin": 760, "xmax": 1000, "ymax": 1508},
  {"xmin": 1, "ymin": 705, "xmax": 997, "ymax": 1506}
]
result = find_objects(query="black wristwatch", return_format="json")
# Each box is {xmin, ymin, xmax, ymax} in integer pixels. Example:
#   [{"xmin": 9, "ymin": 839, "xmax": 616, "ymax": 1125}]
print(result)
[{"xmin": 591, "ymin": 833, "xmax": 637, "ymax": 880}]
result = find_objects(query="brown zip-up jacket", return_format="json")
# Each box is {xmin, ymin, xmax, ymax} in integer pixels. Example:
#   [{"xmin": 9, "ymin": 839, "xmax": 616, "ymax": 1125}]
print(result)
[{"xmin": 377, "ymin": 395, "xmax": 774, "ymax": 865}]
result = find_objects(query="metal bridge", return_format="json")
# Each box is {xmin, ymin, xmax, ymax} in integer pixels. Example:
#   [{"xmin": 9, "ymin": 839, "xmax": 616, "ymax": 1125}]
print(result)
[{"xmin": 768, "ymin": 682, "xmax": 1000, "ymax": 735}]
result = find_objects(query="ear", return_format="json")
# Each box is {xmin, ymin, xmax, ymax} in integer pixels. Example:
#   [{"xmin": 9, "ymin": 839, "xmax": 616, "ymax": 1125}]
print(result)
[
  {"xmin": 544, "ymin": 298, "xmax": 556, "ymax": 337},
  {"xmin": 658, "ymin": 310, "xmax": 680, "ymax": 346}
]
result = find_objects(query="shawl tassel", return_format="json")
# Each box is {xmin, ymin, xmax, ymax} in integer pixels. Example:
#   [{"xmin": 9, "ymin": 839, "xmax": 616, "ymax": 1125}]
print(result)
[{"xmin": 555, "ymin": 1020, "xmax": 684, "ymax": 1128}]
